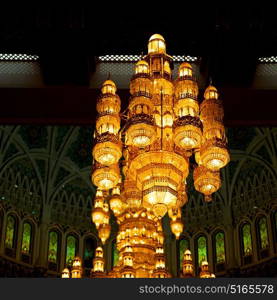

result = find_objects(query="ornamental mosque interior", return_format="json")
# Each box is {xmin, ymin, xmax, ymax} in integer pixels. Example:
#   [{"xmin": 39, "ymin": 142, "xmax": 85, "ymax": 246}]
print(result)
[{"xmin": 0, "ymin": 5, "xmax": 277, "ymax": 278}]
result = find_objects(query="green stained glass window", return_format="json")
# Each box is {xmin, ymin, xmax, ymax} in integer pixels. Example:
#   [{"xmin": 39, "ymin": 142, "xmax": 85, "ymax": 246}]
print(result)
[
  {"xmin": 197, "ymin": 236, "xmax": 207, "ymax": 265},
  {"xmin": 258, "ymin": 217, "xmax": 269, "ymax": 249},
  {"xmin": 112, "ymin": 240, "xmax": 119, "ymax": 267},
  {"xmin": 242, "ymin": 223, "xmax": 252, "ymax": 256},
  {"xmin": 21, "ymin": 222, "xmax": 32, "ymax": 254},
  {"xmin": 48, "ymin": 231, "xmax": 58, "ymax": 263},
  {"xmin": 66, "ymin": 235, "xmax": 77, "ymax": 265},
  {"xmin": 179, "ymin": 239, "xmax": 189, "ymax": 270},
  {"xmin": 5, "ymin": 215, "xmax": 16, "ymax": 248},
  {"xmin": 215, "ymin": 232, "xmax": 226, "ymax": 264}
]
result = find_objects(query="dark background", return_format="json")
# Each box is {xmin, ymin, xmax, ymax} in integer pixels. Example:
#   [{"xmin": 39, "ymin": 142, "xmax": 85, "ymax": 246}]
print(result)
[{"xmin": 0, "ymin": 4, "xmax": 276, "ymax": 125}]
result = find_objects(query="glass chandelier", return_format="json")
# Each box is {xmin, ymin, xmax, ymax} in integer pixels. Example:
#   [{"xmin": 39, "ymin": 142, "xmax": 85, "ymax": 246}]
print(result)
[{"xmin": 89, "ymin": 34, "xmax": 229, "ymax": 278}]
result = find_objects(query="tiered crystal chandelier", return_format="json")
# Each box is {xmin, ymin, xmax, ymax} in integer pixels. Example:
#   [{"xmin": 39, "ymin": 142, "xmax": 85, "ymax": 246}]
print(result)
[{"xmin": 89, "ymin": 34, "xmax": 229, "ymax": 278}]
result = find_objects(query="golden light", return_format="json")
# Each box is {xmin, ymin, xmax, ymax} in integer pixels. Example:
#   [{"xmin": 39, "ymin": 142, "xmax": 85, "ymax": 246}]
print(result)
[
  {"xmin": 199, "ymin": 261, "xmax": 213, "ymax": 278},
  {"xmin": 200, "ymin": 138, "xmax": 230, "ymax": 171},
  {"xmin": 173, "ymin": 119, "xmax": 202, "ymax": 149},
  {"xmin": 170, "ymin": 218, "xmax": 184, "ymax": 239},
  {"xmin": 93, "ymin": 137, "xmax": 122, "ymax": 166},
  {"xmin": 61, "ymin": 268, "xmax": 70, "ymax": 278},
  {"xmin": 193, "ymin": 165, "xmax": 221, "ymax": 197},
  {"xmin": 101, "ymin": 80, "xmax": 117, "ymax": 95},
  {"xmin": 90, "ymin": 34, "xmax": 226, "ymax": 278},
  {"xmin": 123, "ymin": 180, "xmax": 142, "ymax": 210},
  {"xmin": 182, "ymin": 249, "xmax": 194, "ymax": 277},
  {"xmin": 148, "ymin": 34, "xmax": 166, "ymax": 54},
  {"xmin": 135, "ymin": 60, "xmax": 149, "ymax": 74},
  {"xmin": 109, "ymin": 194, "xmax": 123, "ymax": 216},
  {"xmin": 98, "ymin": 223, "xmax": 111, "ymax": 244},
  {"xmin": 126, "ymin": 123, "xmax": 156, "ymax": 148},
  {"xmin": 71, "ymin": 257, "xmax": 82, "ymax": 278},
  {"xmin": 91, "ymin": 164, "xmax": 120, "ymax": 190}
]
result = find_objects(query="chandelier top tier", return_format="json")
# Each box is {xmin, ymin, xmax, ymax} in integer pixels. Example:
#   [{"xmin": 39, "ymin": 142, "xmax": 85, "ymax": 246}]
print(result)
[{"xmin": 90, "ymin": 34, "xmax": 229, "ymax": 278}]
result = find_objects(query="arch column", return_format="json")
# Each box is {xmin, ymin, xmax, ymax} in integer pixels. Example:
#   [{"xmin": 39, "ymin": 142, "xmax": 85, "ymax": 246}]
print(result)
[
  {"xmin": 0, "ymin": 212, "xmax": 7, "ymax": 254},
  {"xmin": 16, "ymin": 219, "xmax": 23, "ymax": 261},
  {"xmin": 224, "ymin": 207, "xmax": 239, "ymax": 270},
  {"xmin": 104, "ymin": 239, "xmax": 111, "ymax": 272},
  {"xmin": 60, "ymin": 232, "xmax": 66, "ymax": 272},
  {"xmin": 170, "ymin": 238, "xmax": 177, "ymax": 277},
  {"xmin": 207, "ymin": 232, "xmax": 214, "ymax": 273},
  {"xmin": 266, "ymin": 214, "xmax": 275, "ymax": 257},
  {"xmin": 190, "ymin": 236, "xmax": 196, "ymax": 277},
  {"xmin": 251, "ymin": 221, "xmax": 259, "ymax": 263}
]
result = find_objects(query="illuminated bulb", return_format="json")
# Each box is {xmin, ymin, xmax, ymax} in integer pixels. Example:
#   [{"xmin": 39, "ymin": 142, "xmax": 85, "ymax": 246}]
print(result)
[
  {"xmin": 170, "ymin": 219, "xmax": 183, "ymax": 239},
  {"xmin": 179, "ymin": 62, "xmax": 193, "ymax": 77},
  {"xmin": 148, "ymin": 34, "xmax": 166, "ymax": 54},
  {"xmin": 98, "ymin": 223, "xmax": 111, "ymax": 244},
  {"xmin": 101, "ymin": 80, "xmax": 117, "ymax": 95},
  {"xmin": 133, "ymin": 135, "xmax": 150, "ymax": 146},
  {"xmin": 162, "ymin": 113, "xmax": 173, "ymax": 127},
  {"xmin": 71, "ymin": 257, "xmax": 82, "ymax": 278},
  {"xmin": 91, "ymin": 207, "xmax": 105, "ymax": 229},
  {"xmin": 61, "ymin": 268, "xmax": 70, "ymax": 278},
  {"xmin": 109, "ymin": 194, "xmax": 123, "ymax": 216},
  {"xmin": 135, "ymin": 60, "xmax": 149, "ymax": 74},
  {"xmin": 153, "ymin": 203, "xmax": 168, "ymax": 219}
]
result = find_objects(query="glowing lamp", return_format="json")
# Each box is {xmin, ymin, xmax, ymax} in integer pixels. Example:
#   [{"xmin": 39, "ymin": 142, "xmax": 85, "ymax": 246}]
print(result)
[
  {"xmin": 98, "ymin": 223, "xmax": 111, "ymax": 244},
  {"xmin": 200, "ymin": 138, "xmax": 230, "ymax": 171},
  {"xmin": 126, "ymin": 123, "xmax": 156, "ymax": 148},
  {"xmin": 109, "ymin": 194, "xmax": 123, "ymax": 216},
  {"xmin": 170, "ymin": 219, "xmax": 183, "ymax": 239},
  {"xmin": 101, "ymin": 80, "xmax": 117, "ymax": 95},
  {"xmin": 148, "ymin": 34, "xmax": 166, "ymax": 54},
  {"xmin": 135, "ymin": 60, "xmax": 149, "ymax": 75},
  {"xmin": 61, "ymin": 268, "xmax": 70, "ymax": 278},
  {"xmin": 179, "ymin": 62, "xmax": 193, "ymax": 77},
  {"xmin": 193, "ymin": 165, "xmax": 221, "ymax": 196},
  {"xmin": 173, "ymin": 116, "xmax": 202, "ymax": 149},
  {"xmin": 91, "ymin": 207, "xmax": 106, "ymax": 228},
  {"xmin": 71, "ymin": 257, "xmax": 82, "ymax": 278},
  {"xmin": 92, "ymin": 164, "xmax": 120, "ymax": 190},
  {"xmin": 93, "ymin": 137, "xmax": 122, "ymax": 166}
]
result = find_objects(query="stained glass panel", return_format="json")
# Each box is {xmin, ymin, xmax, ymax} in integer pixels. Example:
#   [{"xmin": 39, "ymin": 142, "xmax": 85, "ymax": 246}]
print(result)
[
  {"xmin": 48, "ymin": 231, "xmax": 58, "ymax": 263},
  {"xmin": 258, "ymin": 217, "xmax": 269, "ymax": 249},
  {"xmin": 5, "ymin": 215, "xmax": 16, "ymax": 248},
  {"xmin": 242, "ymin": 223, "xmax": 252, "ymax": 256},
  {"xmin": 197, "ymin": 236, "xmax": 207, "ymax": 265},
  {"xmin": 112, "ymin": 240, "xmax": 119, "ymax": 267},
  {"xmin": 21, "ymin": 222, "xmax": 32, "ymax": 254},
  {"xmin": 179, "ymin": 239, "xmax": 189, "ymax": 270},
  {"xmin": 66, "ymin": 235, "xmax": 77, "ymax": 265},
  {"xmin": 215, "ymin": 232, "xmax": 225, "ymax": 264}
]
